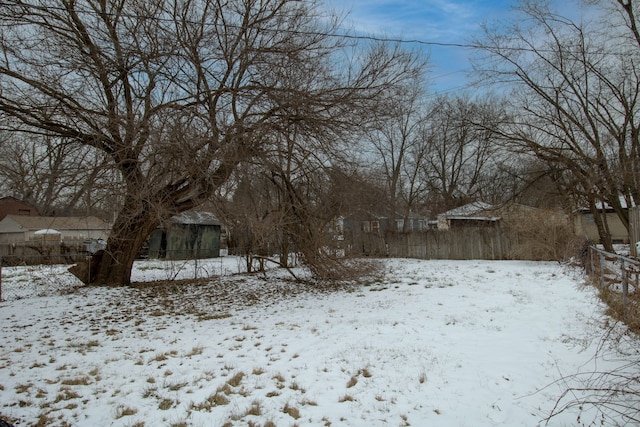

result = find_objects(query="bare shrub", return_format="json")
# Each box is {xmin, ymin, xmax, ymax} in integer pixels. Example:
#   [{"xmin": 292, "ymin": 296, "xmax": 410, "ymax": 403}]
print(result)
[
  {"xmin": 546, "ymin": 351, "xmax": 640, "ymax": 425},
  {"xmin": 505, "ymin": 209, "xmax": 580, "ymax": 261}
]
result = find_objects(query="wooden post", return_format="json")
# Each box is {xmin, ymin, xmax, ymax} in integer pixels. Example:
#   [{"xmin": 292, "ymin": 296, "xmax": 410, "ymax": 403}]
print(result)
[
  {"xmin": 0, "ymin": 255, "xmax": 3, "ymax": 302},
  {"xmin": 599, "ymin": 252, "xmax": 606, "ymax": 290},
  {"xmin": 622, "ymin": 260, "xmax": 628, "ymax": 319}
]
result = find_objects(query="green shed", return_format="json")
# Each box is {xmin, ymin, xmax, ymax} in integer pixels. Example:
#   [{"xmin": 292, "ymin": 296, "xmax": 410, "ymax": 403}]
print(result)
[{"xmin": 147, "ymin": 211, "xmax": 221, "ymax": 260}]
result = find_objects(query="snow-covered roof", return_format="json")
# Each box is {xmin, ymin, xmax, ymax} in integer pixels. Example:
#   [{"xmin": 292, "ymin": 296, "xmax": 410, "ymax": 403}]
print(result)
[
  {"xmin": 170, "ymin": 211, "xmax": 220, "ymax": 226},
  {"xmin": 445, "ymin": 216, "xmax": 501, "ymax": 222},
  {"xmin": 437, "ymin": 202, "xmax": 495, "ymax": 219},
  {"xmin": 34, "ymin": 228, "xmax": 62, "ymax": 235},
  {"xmin": 577, "ymin": 195, "xmax": 636, "ymax": 212}
]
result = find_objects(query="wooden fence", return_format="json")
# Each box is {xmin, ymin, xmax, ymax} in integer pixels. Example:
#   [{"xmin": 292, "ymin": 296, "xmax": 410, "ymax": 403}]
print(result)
[
  {"xmin": 343, "ymin": 226, "xmax": 572, "ymax": 261},
  {"xmin": 586, "ymin": 246, "xmax": 639, "ymax": 324}
]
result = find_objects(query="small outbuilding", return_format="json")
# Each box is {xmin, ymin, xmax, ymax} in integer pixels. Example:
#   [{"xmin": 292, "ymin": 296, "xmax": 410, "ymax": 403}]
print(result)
[
  {"xmin": 437, "ymin": 202, "xmax": 500, "ymax": 230},
  {"xmin": 147, "ymin": 211, "xmax": 221, "ymax": 260}
]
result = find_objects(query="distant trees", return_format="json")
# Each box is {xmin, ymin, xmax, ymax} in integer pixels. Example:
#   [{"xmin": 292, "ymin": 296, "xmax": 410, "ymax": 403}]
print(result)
[
  {"xmin": 0, "ymin": 0, "xmax": 422, "ymax": 285},
  {"xmin": 0, "ymin": 133, "xmax": 115, "ymax": 217},
  {"xmin": 361, "ymin": 90, "xmax": 509, "ymax": 224},
  {"xmin": 365, "ymin": 68, "xmax": 429, "ymax": 231},
  {"xmin": 475, "ymin": 0, "xmax": 640, "ymax": 251},
  {"xmin": 420, "ymin": 94, "xmax": 506, "ymax": 213}
]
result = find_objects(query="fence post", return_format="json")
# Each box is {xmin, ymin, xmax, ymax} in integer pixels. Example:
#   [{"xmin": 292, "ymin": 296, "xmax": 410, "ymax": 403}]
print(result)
[
  {"xmin": 0, "ymin": 255, "xmax": 3, "ymax": 302},
  {"xmin": 622, "ymin": 260, "xmax": 628, "ymax": 318},
  {"xmin": 599, "ymin": 252, "xmax": 606, "ymax": 290}
]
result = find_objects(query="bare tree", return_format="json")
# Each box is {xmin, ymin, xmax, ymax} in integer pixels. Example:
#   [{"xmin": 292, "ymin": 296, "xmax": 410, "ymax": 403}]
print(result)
[
  {"xmin": 0, "ymin": 133, "xmax": 114, "ymax": 217},
  {"xmin": 365, "ymin": 65, "xmax": 430, "ymax": 231},
  {"xmin": 217, "ymin": 167, "xmax": 285, "ymax": 272},
  {"xmin": 474, "ymin": 0, "xmax": 640, "ymax": 251},
  {"xmin": 0, "ymin": 0, "xmax": 420, "ymax": 285},
  {"xmin": 420, "ymin": 94, "xmax": 505, "ymax": 213}
]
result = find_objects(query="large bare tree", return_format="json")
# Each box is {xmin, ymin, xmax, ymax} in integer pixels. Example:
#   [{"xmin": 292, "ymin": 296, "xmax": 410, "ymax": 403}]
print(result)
[
  {"xmin": 475, "ymin": 0, "xmax": 640, "ymax": 250},
  {"xmin": 0, "ymin": 0, "xmax": 419, "ymax": 284}
]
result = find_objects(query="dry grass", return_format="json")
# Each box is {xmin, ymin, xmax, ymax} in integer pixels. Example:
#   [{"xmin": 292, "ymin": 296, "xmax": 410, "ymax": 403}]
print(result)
[
  {"xmin": 114, "ymin": 405, "xmax": 138, "ymax": 418},
  {"xmin": 226, "ymin": 372, "xmax": 244, "ymax": 388},
  {"xmin": 158, "ymin": 399, "xmax": 174, "ymax": 410},
  {"xmin": 244, "ymin": 400, "xmax": 262, "ymax": 416},
  {"xmin": 60, "ymin": 376, "xmax": 90, "ymax": 386},
  {"xmin": 346, "ymin": 376, "xmax": 358, "ymax": 388},
  {"xmin": 15, "ymin": 383, "xmax": 32, "ymax": 394},
  {"xmin": 54, "ymin": 387, "xmax": 81, "ymax": 402},
  {"xmin": 283, "ymin": 402, "xmax": 301, "ymax": 419},
  {"xmin": 191, "ymin": 391, "xmax": 230, "ymax": 411},
  {"xmin": 166, "ymin": 381, "xmax": 188, "ymax": 391},
  {"xmin": 586, "ymin": 257, "xmax": 640, "ymax": 336},
  {"xmin": 599, "ymin": 288, "xmax": 640, "ymax": 335}
]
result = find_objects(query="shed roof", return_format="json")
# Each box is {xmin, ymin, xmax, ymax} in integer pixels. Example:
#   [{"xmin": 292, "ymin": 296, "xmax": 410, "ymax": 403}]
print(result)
[{"xmin": 169, "ymin": 211, "xmax": 220, "ymax": 226}]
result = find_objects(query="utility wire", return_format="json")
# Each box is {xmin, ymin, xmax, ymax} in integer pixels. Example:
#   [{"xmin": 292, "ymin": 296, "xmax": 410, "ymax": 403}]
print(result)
[{"xmin": 0, "ymin": 1, "xmax": 540, "ymax": 52}]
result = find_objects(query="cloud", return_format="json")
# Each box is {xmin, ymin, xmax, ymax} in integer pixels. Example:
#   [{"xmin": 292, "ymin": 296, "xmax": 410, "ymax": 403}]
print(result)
[
  {"xmin": 326, "ymin": 0, "xmax": 510, "ymax": 41},
  {"xmin": 321, "ymin": 0, "xmax": 516, "ymax": 91}
]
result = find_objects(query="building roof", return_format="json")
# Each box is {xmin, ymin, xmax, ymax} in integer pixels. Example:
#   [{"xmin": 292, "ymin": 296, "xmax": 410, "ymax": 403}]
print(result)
[
  {"xmin": 169, "ymin": 211, "xmax": 220, "ymax": 226},
  {"xmin": 437, "ymin": 202, "xmax": 495, "ymax": 219},
  {"xmin": 1, "ymin": 215, "xmax": 111, "ymax": 231}
]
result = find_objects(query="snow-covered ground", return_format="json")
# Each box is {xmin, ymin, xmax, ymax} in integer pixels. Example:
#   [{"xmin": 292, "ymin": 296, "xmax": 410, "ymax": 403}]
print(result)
[{"xmin": 0, "ymin": 257, "xmax": 637, "ymax": 426}]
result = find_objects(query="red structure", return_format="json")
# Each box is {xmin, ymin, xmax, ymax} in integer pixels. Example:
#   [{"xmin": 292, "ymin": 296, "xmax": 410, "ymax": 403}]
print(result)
[{"xmin": 0, "ymin": 196, "xmax": 39, "ymax": 221}]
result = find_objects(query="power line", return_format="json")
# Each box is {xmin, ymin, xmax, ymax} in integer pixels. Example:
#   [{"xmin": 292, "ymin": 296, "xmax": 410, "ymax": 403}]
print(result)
[{"xmin": 0, "ymin": 1, "xmax": 506, "ymax": 51}]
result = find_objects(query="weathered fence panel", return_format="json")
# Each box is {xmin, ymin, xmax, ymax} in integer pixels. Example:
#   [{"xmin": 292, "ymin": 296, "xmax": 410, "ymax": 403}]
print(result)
[{"xmin": 345, "ymin": 227, "xmax": 516, "ymax": 260}]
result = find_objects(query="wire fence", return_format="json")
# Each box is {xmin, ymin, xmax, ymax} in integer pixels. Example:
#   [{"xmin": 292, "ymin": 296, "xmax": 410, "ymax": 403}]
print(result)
[{"xmin": 585, "ymin": 246, "xmax": 640, "ymax": 328}]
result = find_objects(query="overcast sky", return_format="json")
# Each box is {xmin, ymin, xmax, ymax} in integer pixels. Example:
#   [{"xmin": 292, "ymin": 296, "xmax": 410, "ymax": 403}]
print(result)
[{"xmin": 320, "ymin": 0, "xmax": 579, "ymax": 94}]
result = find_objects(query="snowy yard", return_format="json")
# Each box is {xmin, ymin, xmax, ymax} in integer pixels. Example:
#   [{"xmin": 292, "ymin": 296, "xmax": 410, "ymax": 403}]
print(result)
[{"xmin": 0, "ymin": 257, "xmax": 637, "ymax": 426}]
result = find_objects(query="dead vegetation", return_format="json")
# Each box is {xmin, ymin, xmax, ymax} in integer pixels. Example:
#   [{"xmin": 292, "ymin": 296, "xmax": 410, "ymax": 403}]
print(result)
[{"xmin": 554, "ymin": 246, "xmax": 640, "ymax": 425}]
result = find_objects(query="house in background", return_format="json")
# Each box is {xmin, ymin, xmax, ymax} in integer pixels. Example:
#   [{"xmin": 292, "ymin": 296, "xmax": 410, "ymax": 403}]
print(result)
[
  {"xmin": 147, "ymin": 211, "xmax": 221, "ymax": 260},
  {"xmin": 0, "ymin": 196, "xmax": 39, "ymax": 221},
  {"xmin": 574, "ymin": 203, "xmax": 629, "ymax": 244},
  {"xmin": 0, "ymin": 215, "xmax": 110, "ymax": 244},
  {"xmin": 436, "ymin": 202, "xmax": 569, "ymax": 232},
  {"xmin": 437, "ymin": 202, "xmax": 500, "ymax": 230},
  {"xmin": 342, "ymin": 212, "xmax": 430, "ymax": 235}
]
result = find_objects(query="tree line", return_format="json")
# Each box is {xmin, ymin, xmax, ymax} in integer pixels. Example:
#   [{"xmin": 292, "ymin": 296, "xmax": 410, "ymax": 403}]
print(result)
[{"xmin": 0, "ymin": 0, "xmax": 638, "ymax": 284}]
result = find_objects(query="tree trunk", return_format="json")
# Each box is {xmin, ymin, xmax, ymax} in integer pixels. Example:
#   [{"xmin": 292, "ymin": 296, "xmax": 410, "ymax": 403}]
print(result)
[
  {"xmin": 589, "ymin": 199, "xmax": 615, "ymax": 253},
  {"xmin": 92, "ymin": 204, "xmax": 160, "ymax": 286},
  {"xmin": 280, "ymin": 234, "xmax": 290, "ymax": 268}
]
